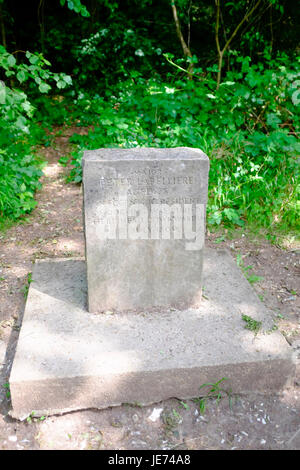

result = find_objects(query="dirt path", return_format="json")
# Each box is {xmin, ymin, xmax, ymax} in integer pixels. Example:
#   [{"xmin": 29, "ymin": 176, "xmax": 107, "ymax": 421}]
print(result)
[{"xmin": 0, "ymin": 132, "xmax": 299, "ymax": 450}]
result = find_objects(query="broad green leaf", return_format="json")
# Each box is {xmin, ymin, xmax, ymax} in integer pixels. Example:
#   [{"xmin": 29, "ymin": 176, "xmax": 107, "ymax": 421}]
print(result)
[
  {"xmin": 16, "ymin": 70, "xmax": 27, "ymax": 83},
  {"xmin": 0, "ymin": 83, "xmax": 5, "ymax": 104},
  {"xmin": 7, "ymin": 55, "xmax": 16, "ymax": 67},
  {"xmin": 38, "ymin": 82, "xmax": 51, "ymax": 93}
]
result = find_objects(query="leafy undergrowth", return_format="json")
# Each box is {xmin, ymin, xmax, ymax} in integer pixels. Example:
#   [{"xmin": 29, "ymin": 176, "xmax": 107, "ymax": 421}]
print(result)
[
  {"xmin": 0, "ymin": 46, "xmax": 72, "ymax": 222},
  {"xmin": 1, "ymin": 49, "xmax": 299, "ymax": 239},
  {"xmin": 47, "ymin": 54, "xmax": 299, "ymax": 236}
]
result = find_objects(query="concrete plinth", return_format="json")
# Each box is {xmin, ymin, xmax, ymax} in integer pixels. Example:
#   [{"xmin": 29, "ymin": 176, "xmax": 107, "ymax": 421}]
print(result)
[{"xmin": 9, "ymin": 249, "xmax": 295, "ymax": 420}]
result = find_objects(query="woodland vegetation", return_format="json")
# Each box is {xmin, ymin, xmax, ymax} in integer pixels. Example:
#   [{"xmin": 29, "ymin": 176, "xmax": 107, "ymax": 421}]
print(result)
[{"xmin": 0, "ymin": 0, "xmax": 299, "ymax": 238}]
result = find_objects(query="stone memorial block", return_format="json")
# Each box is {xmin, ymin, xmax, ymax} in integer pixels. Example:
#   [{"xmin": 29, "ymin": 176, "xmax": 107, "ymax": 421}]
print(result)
[
  {"xmin": 83, "ymin": 147, "xmax": 209, "ymax": 312},
  {"xmin": 9, "ymin": 148, "xmax": 295, "ymax": 419}
]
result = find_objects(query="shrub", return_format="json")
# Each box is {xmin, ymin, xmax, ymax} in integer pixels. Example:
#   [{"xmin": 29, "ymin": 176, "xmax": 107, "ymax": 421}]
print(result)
[
  {"xmin": 65, "ymin": 54, "xmax": 299, "ymax": 233},
  {"xmin": 0, "ymin": 46, "xmax": 72, "ymax": 220}
]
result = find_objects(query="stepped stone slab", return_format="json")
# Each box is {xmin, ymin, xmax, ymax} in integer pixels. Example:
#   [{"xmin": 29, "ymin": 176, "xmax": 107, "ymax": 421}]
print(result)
[{"xmin": 9, "ymin": 249, "xmax": 295, "ymax": 419}]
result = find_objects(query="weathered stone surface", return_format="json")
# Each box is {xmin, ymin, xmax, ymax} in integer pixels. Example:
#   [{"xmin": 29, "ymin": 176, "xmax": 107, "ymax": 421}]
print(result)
[
  {"xmin": 9, "ymin": 249, "xmax": 295, "ymax": 420},
  {"xmin": 82, "ymin": 147, "xmax": 209, "ymax": 312}
]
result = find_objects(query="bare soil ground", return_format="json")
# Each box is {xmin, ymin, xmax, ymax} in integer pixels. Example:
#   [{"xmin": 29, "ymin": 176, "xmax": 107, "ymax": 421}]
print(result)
[{"xmin": 0, "ymin": 130, "xmax": 299, "ymax": 450}]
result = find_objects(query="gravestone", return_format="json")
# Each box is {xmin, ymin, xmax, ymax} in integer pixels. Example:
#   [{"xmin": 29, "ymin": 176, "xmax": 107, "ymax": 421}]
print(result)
[{"xmin": 83, "ymin": 147, "xmax": 209, "ymax": 312}]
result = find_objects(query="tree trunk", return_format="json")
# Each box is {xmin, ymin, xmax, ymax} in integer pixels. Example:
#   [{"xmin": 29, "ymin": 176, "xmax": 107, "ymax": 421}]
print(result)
[
  {"xmin": 171, "ymin": 0, "xmax": 193, "ymax": 78},
  {"xmin": 0, "ymin": 2, "xmax": 7, "ymax": 49}
]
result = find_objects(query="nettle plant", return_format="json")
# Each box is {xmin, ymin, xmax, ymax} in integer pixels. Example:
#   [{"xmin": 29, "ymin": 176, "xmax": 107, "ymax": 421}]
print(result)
[{"xmin": 0, "ymin": 46, "xmax": 72, "ymax": 220}]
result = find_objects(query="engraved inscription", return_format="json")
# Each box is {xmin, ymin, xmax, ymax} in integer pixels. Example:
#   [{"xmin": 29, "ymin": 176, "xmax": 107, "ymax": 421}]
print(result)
[{"xmin": 99, "ymin": 174, "xmax": 194, "ymax": 187}]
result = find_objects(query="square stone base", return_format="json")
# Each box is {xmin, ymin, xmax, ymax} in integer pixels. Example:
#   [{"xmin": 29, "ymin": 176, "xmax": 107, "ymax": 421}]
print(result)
[{"xmin": 9, "ymin": 249, "xmax": 295, "ymax": 419}]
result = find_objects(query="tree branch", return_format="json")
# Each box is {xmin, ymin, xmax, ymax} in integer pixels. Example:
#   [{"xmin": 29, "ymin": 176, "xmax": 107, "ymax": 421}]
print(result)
[
  {"xmin": 0, "ymin": 2, "xmax": 7, "ymax": 49},
  {"xmin": 223, "ymin": 0, "xmax": 262, "ymax": 53},
  {"xmin": 215, "ymin": 0, "xmax": 263, "ymax": 89},
  {"xmin": 170, "ymin": 0, "xmax": 194, "ymax": 79},
  {"xmin": 171, "ymin": 0, "xmax": 192, "ymax": 59}
]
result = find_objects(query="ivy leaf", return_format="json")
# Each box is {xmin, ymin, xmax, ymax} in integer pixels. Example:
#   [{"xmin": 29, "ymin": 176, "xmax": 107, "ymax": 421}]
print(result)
[
  {"xmin": 63, "ymin": 75, "xmax": 72, "ymax": 85},
  {"xmin": 7, "ymin": 55, "xmax": 16, "ymax": 67},
  {"xmin": 38, "ymin": 82, "xmax": 51, "ymax": 93},
  {"xmin": 15, "ymin": 116, "xmax": 28, "ymax": 132},
  {"xmin": 0, "ymin": 83, "xmax": 5, "ymax": 104},
  {"xmin": 56, "ymin": 79, "xmax": 66, "ymax": 89},
  {"xmin": 29, "ymin": 55, "xmax": 40, "ymax": 65},
  {"xmin": 17, "ymin": 70, "xmax": 27, "ymax": 83}
]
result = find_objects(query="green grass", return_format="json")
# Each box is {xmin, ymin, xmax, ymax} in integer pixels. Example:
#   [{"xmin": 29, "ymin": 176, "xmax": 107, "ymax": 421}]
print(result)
[{"xmin": 193, "ymin": 378, "xmax": 232, "ymax": 414}]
